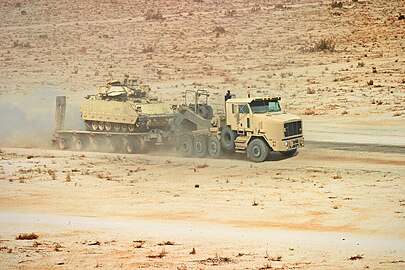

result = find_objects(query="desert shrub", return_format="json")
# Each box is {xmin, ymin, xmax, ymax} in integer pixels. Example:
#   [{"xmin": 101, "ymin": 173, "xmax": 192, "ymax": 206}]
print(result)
[
  {"xmin": 331, "ymin": 1, "xmax": 343, "ymax": 8},
  {"xmin": 145, "ymin": 9, "xmax": 163, "ymax": 20},
  {"xmin": 312, "ymin": 38, "xmax": 336, "ymax": 52},
  {"xmin": 251, "ymin": 5, "xmax": 261, "ymax": 12},
  {"xmin": 13, "ymin": 40, "xmax": 32, "ymax": 48},
  {"xmin": 142, "ymin": 44, "xmax": 155, "ymax": 53},
  {"xmin": 16, "ymin": 233, "xmax": 38, "ymax": 240},
  {"xmin": 224, "ymin": 9, "xmax": 236, "ymax": 17},
  {"xmin": 213, "ymin": 26, "xmax": 225, "ymax": 34}
]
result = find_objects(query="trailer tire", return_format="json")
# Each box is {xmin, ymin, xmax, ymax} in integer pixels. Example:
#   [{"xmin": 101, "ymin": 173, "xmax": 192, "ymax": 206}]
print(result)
[
  {"xmin": 179, "ymin": 134, "xmax": 194, "ymax": 157},
  {"xmin": 58, "ymin": 137, "xmax": 69, "ymax": 150},
  {"xmin": 106, "ymin": 138, "xmax": 119, "ymax": 153},
  {"xmin": 126, "ymin": 138, "xmax": 142, "ymax": 154},
  {"xmin": 91, "ymin": 137, "xmax": 104, "ymax": 152},
  {"xmin": 194, "ymin": 136, "xmax": 208, "ymax": 158},
  {"xmin": 281, "ymin": 149, "xmax": 297, "ymax": 157},
  {"xmin": 74, "ymin": 137, "xmax": 86, "ymax": 151},
  {"xmin": 208, "ymin": 135, "xmax": 222, "ymax": 159},
  {"xmin": 220, "ymin": 126, "xmax": 237, "ymax": 151},
  {"xmin": 247, "ymin": 138, "xmax": 269, "ymax": 163}
]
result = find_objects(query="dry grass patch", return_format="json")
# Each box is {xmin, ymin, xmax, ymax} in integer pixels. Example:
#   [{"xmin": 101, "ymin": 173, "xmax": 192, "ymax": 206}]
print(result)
[{"xmin": 16, "ymin": 233, "xmax": 39, "ymax": 240}]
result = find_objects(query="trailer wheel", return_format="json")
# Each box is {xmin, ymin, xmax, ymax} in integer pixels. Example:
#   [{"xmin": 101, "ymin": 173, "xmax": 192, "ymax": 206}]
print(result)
[
  {"xmin": 58, "ymin": 137, "xmax": 69, "ymax": 150},
  {"xmin": 281, "ymin": 149, "xmax": 297, "ymax": 157},
  {"xmin": 247, "ymin": 138, "xmax": 269, "ymax": 163},
  {"xmin": 179, "ymin": 134, "xmax": 194, "ymax": 157},
  {"xmin": 106, "ymin": 138, "xmax": 119, "ymax": 153},
  {"xmin": 207, "ymin": 135, "xmax": 222, "ymax": 159},
  {"xmin": 74, "ymin": 137, "xmax": 86, "ymax": 151},
  {"xmin": 105, "ymin": 122, "xmax": 112, "ymax": 132},
  {"xmin": 91, "ymin": 137, "xmax": 104, "ymax": 152},
  {"xmin": 221, "ymin": 126, "xmax": 237, "ymax": 151},
  {"xmin": 125, "ymin": 138, "xmax": 142, "ymax": 154},
  {"xmin": 194, "ymin": 136, "xmax": 208, "ymax": 158},
  {"xmin": 91, "ymin": 121, "xmax": 98, "ymax": 131}
]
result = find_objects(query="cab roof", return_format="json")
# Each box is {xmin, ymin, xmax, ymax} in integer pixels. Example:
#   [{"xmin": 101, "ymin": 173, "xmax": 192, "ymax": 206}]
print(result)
[{"xmin": 226, "ymin": 96, "xmax": 281, "ymax": 104}]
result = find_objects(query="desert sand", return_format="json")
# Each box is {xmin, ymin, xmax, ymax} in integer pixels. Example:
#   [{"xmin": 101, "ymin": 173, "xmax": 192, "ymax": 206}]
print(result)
[{"xmin": 0, "ymin": 0, "xmax": 404, "ymax": 269}]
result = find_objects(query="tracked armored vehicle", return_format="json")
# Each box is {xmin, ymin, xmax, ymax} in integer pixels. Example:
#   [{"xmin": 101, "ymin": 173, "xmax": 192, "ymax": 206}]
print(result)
[{"xmin": 80, "ymin": 78, "xmax": 174, "ymax": 133}]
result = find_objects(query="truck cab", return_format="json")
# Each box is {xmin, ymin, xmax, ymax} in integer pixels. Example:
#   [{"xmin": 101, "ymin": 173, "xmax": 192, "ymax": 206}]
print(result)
[{"xmin": 223, "ymin": 96, "xmax": 304, "ymax": 162}]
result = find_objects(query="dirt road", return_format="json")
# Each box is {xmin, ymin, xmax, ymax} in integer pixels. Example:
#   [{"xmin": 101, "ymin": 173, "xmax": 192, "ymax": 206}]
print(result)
[{"xmin": 0, "ymin": 141, "xmax": 404, "ymax": 269}]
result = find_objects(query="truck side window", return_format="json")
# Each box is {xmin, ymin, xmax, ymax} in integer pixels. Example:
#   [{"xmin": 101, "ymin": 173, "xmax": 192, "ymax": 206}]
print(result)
[
  {"xmin": 232, "ymin": 104, "xmax": 234, "ymax": 114},
  {"xmin": 238, "ymin": 104, "xmax": 249, "ymax": 114}
]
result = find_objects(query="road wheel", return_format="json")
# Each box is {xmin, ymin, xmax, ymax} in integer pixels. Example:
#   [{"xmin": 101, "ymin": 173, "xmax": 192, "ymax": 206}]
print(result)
[
  {"xmin": 121, "ymin": 124, "xmax": 128, "ymax": 133},
  {"xmin": 220, "ymin": 126, "xmax": 237, "ymax": 151},
  {"xmin": 113, "ymin": 123, "xmax": 121, "ymax": 132},
  {"xmin": 98, "ymin": 122, "xmax": 105, "ymax": 131},
  {"xmin": 194, "ymin": 136, "xmax": 208, "ymax": 158},
  {"xmin": 247, "ymin": 138, "xmax": 270, "ymax": 163},
  {"xmin": 105, "ymin": 122, "xmax": 112, "ymax": 132},
  {"xmin": 281, "ymin": 149, "xmax": 297, "ymax": 157},
  {"xmin": 91, "ymin": 121, "xmax": 98, "ymax": 131},
  {"xmin": 207, "ymin": 135, "xmax": 222, "ymax": 159},
  {"xmin": 128, "ymin": 124, "xmax": 136, "ymax": 132},
  {"xmin": 125, "ymin": 138, "xmax": 142, "ymax": 154},
  {"xmin": 179, "ymin": 133, "xmax": 194, "ymax": 157},
  {"xmin": 58, "ymin": 137, "xmax": 69, "ymax": 150}
]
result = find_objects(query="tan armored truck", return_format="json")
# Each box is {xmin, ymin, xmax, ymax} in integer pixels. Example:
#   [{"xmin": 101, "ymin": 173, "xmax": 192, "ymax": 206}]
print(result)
[
  {"xmin": 80, "ymin": 78, "xmax": 174, "ymax": 133},
  {"xmin": 177, "ymin": 92, "xmax": 304, "ymax": 162}
]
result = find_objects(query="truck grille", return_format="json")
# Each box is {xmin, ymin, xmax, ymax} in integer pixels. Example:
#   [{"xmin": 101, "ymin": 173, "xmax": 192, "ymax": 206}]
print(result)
[{"xmin": 284, "ymin": 121, "xmax": 302, "ymax": 137}]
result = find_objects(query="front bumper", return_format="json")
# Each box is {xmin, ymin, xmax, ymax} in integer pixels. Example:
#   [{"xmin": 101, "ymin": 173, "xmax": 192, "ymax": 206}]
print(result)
[{"xmin": 282, "ymin": 136, "xmax": 304, "ymax": 150}]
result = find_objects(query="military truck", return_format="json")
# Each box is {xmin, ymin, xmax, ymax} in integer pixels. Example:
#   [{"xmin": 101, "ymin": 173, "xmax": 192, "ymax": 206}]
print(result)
[
  {"xmin": 177, "ymin": 92, "xmax": 304, "ymax": 162},
  {"xmin": 53, "ymin": 89, "xmax": 303, "ymax": 162}
]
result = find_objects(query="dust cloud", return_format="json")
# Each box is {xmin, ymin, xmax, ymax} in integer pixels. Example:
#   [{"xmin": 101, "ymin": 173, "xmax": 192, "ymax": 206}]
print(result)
[{"xmin": 0, "ymin": 89, "xmax": 83, "ymax": 148}]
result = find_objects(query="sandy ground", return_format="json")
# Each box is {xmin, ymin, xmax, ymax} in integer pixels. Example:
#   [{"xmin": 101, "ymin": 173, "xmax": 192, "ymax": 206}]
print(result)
[
  {"xmin": 0, "ymin": 0, "xmax": 405, "ymax": 269},
  {"xmin": 0, "ymin": 144, "xmax": 404, "ymax": 269}
]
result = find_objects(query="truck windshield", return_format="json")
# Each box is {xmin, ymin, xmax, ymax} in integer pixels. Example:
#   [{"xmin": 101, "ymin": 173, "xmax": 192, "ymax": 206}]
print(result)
[{"xmin": 250, "ymin": 100, "xmax": 281, "ymax": 114}]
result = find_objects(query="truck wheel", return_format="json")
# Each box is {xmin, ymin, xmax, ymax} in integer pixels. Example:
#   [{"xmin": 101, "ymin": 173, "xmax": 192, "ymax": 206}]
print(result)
[
  {"xmin": 126, "ymin": 138, "xmax": 142, "ymax": 154},
  {"xmin": 58, "ymin": 137, "xmax": 69, "ymax": 150},
  {"xmin": 208, "ymin": 135, "xmax": 222, "ymax": 159},
  {"xmin": 179, "ymin": 134, "xmax": 194, "ymax": 157},
  {"xmin": 221, "ymin": 126, "xmax": 237, "ymax": 151},
  {"xmin": 194, "ymin": 136, "xmax": 208, "ymax": 158},
  {"xmin": 247, "ymin": 138, "xmax": 270, "ymax": 163},
  {"xmin": 281, "ymin": 149, "xmax": 297, "ymax": 157},
  {"xmin": 197, "ymin": 105, "xmax": 208, "ymax": 119},
  {"xmin": 205, "ymin": 105, "xmax": 214, "ymax": 119}
]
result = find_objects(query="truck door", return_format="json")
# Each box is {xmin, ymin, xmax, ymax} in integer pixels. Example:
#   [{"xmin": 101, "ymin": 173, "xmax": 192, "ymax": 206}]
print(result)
[{"xmin": 237, "ymin": 104, "xmax": 251, "ymax": 132}]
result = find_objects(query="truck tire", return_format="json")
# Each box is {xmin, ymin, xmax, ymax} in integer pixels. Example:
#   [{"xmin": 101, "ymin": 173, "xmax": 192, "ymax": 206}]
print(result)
[
  {"xmin": 197, "ymin": 105, "xmax": 208, "ymax": 119},
  {"xmin": 247, "ymin": 138, "xmax": 270, "ymax": 163},
  {"xmin": 221, "ymin": 126, "xmax": 237, "ymax": 151},
  {"xmin": 205, "ymin": 105, "xmax": 214, "ymax": 119},
  {"xmin": 281, "ymin": 149, "xmax": 297, "ymax": 157},
  {"xmin": 194, "ymin": 136, "xmax": 208, "ymax": 158},
  {"xmin": 179, "ymin": 133, "xmax": 194, "ymax": 157},
  {"xmin": 126, "ymin": 138, "xmax": 142, "ymax": 154},
  {"xmin": 208, "ymin": 135, "xmax": 223, "ymax": 159}
]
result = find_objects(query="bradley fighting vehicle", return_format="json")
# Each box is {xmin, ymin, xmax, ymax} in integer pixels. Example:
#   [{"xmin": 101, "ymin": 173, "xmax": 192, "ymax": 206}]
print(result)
[{"xmin": 80, "ymin": 77, "xmax": 174, "ymax": 133}]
